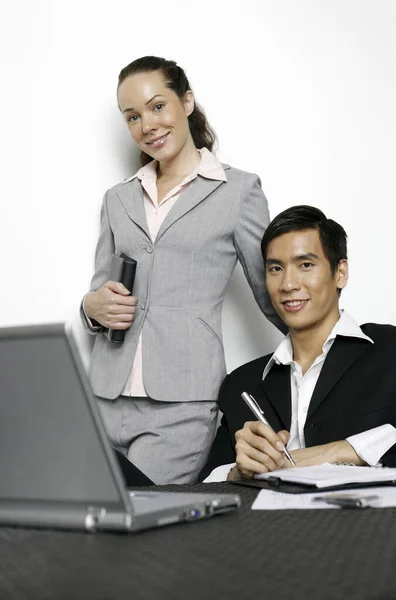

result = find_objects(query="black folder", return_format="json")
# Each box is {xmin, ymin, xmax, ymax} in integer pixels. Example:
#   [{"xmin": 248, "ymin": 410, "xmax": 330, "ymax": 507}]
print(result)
[
  {"xmin": 104, "ymin": 253, "xmax": 137, "ymax": 344},
  {"xmin": 231, "ymin": 476, "xmax": 396, "ymax": 494}
]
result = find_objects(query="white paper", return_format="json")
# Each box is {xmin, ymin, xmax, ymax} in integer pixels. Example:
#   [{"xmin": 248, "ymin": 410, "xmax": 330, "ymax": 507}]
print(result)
[
  {"xmin": 251, "ymin": 486, "xmax": 396, "ymax": 510},
  {"xmin": 255, "ymin": 463, "xmax": 396, "ymax": 488}
]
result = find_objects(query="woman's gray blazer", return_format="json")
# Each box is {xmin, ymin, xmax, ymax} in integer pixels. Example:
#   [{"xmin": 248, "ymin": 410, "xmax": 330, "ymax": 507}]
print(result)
[{"xmin": 82, "ymin": 164, "xmax": 283, "ymax": 401}]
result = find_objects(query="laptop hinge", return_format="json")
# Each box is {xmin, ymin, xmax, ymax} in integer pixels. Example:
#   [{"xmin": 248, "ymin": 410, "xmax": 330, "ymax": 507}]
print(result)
[{"xmin": 85, "ymin": 506, "xmax": 134, "ymax": 532}]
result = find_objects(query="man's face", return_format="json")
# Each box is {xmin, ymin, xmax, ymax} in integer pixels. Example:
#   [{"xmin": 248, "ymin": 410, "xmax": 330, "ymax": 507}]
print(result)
[{"xmin": 265, "ymin": 229, "xmax": 348, "ymax": 333}]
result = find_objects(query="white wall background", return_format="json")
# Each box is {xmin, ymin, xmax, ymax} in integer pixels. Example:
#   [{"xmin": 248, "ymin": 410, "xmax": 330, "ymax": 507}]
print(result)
[{"xmin": 1, "ymin": 0, "xmax": 395, "ymax": 371}]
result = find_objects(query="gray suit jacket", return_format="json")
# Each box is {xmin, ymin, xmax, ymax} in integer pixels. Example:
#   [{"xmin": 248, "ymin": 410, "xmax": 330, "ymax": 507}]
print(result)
[{"xmin": 81, "ymin": 164, "xmax": 284, "ymax": 400}]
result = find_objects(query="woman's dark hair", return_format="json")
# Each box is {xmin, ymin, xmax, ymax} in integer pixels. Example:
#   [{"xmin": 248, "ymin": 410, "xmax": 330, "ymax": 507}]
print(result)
[
  {"xmin": 261, "ymin": 205, "xmax": 348, "ymax": 276},
  {"xmin": 118, "ymin": 56, "xmax": 217, "ymax": 166}
]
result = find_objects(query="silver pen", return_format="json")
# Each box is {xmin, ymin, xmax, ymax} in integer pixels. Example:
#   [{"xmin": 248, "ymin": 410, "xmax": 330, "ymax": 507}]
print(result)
[
  {"xmin": 241, "ymin": 392, "xmax": 296, "ymax": 467},
  {"xmin": 312, "ymin": 494, "xmax": 380, "ymax": 508}
]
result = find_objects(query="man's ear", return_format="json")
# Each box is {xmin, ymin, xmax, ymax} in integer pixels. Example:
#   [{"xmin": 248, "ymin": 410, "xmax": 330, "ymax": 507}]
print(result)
[
  {"xmin": 336, "ymin": 259, "xmax": 349, "ymax": 291},
  {"xmin": 183, "ymin": 90, "xmax": 195, "ymax": 117}
]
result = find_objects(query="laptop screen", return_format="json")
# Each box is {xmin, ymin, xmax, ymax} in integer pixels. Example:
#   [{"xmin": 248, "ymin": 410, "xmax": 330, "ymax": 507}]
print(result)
[{"xmin": 0, "ymin": 324, "xmax": 124, "ymax": 505}]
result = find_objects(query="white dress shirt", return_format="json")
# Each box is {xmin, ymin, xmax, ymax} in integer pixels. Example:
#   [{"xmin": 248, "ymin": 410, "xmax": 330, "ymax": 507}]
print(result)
[{"xmin": 204, "ymin": 310, "xmax": 396, "ymax": 482}]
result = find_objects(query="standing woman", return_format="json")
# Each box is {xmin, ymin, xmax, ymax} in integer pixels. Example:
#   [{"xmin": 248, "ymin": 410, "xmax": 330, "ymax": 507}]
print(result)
[{"xmin": 82, "ymin": 56, "xmax": 283, "ymax": 485}]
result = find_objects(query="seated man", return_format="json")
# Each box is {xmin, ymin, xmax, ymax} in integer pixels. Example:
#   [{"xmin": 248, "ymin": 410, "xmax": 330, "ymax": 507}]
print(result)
[{"xmin": 200, "ymin": 205, "xmax": 396, "ymax": 482}]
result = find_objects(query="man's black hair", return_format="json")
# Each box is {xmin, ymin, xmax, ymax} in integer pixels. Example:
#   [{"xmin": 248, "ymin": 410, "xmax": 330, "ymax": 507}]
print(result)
[{"xmin": 261, "ymin": 205, "xmax": 347, "ymax": 276}]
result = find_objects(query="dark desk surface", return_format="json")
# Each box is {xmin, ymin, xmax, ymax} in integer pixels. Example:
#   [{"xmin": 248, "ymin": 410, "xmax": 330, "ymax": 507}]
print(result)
[{"xmin": 1, "ymin": 482, "xmax": 396, "ymax": 600}]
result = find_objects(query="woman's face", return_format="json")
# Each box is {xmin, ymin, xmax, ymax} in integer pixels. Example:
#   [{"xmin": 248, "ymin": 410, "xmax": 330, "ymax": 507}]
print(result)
[{"xmin": 118, "ymin": 70, "xmax": 195, "ymax": 163}]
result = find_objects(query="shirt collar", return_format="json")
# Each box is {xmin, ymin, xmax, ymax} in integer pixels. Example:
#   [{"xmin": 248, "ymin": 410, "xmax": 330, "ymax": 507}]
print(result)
[
  {"xmin": 262, "ymin": 310, "xmax": 374, "ymax": 381},
  {"xmin": 124, "ymin": 148, "xmax": 226, "ymax": 184},
  {"xmin": 323, "ymin": 309, "xmax": 374, "ymax": 348}
]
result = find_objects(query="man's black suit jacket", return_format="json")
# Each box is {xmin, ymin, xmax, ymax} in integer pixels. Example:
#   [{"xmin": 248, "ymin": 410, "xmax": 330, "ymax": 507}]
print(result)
[{"xmin": 199, "ymin": 323, "xmax": 396, "ymax": 480}]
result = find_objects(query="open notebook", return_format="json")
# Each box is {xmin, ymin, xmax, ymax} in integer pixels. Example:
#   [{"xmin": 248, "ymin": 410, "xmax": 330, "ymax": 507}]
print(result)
[{"xmin": 232, "ymin": 463, "xmax": 396, "ymax": 494}]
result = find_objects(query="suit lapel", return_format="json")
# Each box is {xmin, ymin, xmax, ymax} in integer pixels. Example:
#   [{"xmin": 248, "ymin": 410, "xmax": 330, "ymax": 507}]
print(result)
[
  {"xmin": 155, "ymin": 175, "xmax": 225, "ymax": 243},
  {"xmin": 115, "ymin": 179, "xmax": 151, "ymax": 240},
  {"xmin": 307, "ymin": 336, "xmax": 372, "ymax": 420},
  {"xmin": 114, "ymin": 164, "xmax": 230, "ymax": 243},
  {"xmin": 261, "ymin": 363, "xmax": 292, "ymax": 430}
]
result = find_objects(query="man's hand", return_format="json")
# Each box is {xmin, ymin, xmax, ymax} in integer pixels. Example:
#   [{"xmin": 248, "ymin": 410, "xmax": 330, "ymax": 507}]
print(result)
[
  {"xmin": 231, "ymin": 421, "xmax": 291, "ymax": 479},
  {"xmin": 286, "ymin": 440, "xmax": 366, "ymax": 468},
  {"xmin": 84, "ymin": 281, "xmax": 138, "ymax": 330},
  {"xmin": 226, "ymin": 426, "xmax": 366, "ymax": 481}
]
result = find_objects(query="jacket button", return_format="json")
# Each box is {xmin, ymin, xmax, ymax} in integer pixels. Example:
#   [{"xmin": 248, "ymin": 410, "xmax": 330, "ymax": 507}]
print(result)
[
  {"xmin": 146, "ymin": 246, "xmax": 153, "ymax": 253},
  {"xmin": 141, "ymin": 303, "xmax": 146, "ymax": 310}
]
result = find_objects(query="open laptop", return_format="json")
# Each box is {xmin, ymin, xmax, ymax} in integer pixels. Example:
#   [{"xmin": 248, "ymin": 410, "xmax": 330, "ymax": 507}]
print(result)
[{"xmin": 0, "ymin": 323, "xmax": 240, "ymax": 532}]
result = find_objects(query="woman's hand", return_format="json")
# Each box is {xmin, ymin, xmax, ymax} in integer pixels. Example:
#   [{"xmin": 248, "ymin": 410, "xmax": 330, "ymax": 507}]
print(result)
[{"xmin": 84, "ymin": 281, "xmax": 138, "ymax": 330}]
